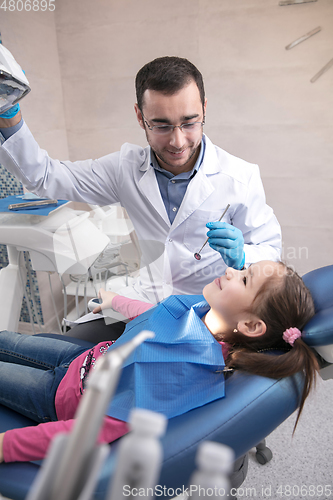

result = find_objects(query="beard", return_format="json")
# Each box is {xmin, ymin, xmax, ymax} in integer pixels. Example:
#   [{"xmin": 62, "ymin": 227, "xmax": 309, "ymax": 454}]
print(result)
[
  {"xmin": 144, "ymin": 126, "xmax": 202, "ymax": 173},
  {"xmin": 152, "ymin": 143, "xmax": 200, "ymax": 171}
]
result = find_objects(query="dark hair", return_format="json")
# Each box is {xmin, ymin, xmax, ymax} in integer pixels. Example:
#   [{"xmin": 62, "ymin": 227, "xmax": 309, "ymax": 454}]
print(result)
[
  {"xmin": 223, "ymin": 263, "xmax": 319, "ymax": 431},
  {"xmin": 135, "ymin": 56, "xmax": 205, "ymax": 111}
]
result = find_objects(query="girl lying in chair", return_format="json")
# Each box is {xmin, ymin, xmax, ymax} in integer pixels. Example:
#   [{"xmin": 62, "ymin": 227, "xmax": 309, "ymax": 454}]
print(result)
[{"xmin": 0, "ymin": 261, "xmax": 319, "ymax": 463}]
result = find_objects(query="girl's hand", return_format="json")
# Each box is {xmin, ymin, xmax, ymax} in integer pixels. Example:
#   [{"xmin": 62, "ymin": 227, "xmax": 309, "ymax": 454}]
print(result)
[
  {"xmin": 0, "ymin": 432, "xmax": 5, "ymax": 463},
  {"xmin": 92, "ymin": 288, "xmax": 119, "ymax": 314}
]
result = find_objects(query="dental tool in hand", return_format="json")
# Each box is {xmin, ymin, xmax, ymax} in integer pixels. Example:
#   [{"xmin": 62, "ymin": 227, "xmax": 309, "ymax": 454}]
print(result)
[{"xmin": 194, "ymin": 204, "xmax": 230, "ymax": 261}]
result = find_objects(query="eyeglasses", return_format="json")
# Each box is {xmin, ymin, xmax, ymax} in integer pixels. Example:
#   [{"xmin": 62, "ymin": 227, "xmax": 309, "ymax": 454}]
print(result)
[{"xmin": 142, "ymin": 113, "xmax": 205, "ymax": 136}]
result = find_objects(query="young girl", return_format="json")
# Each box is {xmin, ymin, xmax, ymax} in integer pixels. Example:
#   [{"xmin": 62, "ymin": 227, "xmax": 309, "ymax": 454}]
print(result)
[{"xmin": 0, "ymin": 261, "xmax": 318, "ymax": 463}]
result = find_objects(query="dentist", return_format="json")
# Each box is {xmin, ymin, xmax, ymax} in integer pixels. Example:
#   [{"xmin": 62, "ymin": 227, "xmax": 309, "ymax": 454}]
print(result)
[{"xmin": 0, "ymin": 56, "xmax": 281, "ymax": 340}]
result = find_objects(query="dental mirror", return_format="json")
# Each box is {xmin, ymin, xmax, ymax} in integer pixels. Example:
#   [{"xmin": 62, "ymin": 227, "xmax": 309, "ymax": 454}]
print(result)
[{"xmin": 193, "ymin": 204, "xmax": 230, "ymax": 261}]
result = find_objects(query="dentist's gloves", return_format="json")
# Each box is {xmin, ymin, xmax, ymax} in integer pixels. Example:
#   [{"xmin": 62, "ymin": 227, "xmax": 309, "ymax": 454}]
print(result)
[
  {"xmin": 0, "ymin": 103, "xmax": 20, "ymax": 119},
  {"xmin": 206, "ymin": 221, "xmax": 245, "ymax": 270}
]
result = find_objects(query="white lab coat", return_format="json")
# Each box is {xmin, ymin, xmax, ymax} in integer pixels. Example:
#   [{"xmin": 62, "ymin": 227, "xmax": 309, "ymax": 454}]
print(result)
[{"xmin": 0, "ymin": 123, "xmax": 281, "ymax": 303}]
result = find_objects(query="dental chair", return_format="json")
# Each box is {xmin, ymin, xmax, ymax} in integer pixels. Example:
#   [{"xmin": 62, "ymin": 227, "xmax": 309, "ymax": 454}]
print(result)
[{"xmin": 0, "ymin": 264, "xmax": 332, "ymax": 500}]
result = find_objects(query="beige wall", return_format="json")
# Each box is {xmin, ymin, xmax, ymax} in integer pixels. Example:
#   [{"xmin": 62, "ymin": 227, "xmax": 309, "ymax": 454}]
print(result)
[{"xmin": 2, "ymin": 0, "xmax": 333, "ymax": 279}]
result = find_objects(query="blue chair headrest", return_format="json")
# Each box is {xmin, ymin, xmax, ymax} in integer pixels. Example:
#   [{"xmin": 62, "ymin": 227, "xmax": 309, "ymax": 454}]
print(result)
[{"xmin": 302, "ymin": 265, "xmax": 333, "ymax": 347}]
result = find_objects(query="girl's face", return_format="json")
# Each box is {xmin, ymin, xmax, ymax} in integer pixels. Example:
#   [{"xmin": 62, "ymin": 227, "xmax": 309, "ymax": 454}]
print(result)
[{"xmin": 203, "ymin": 261, "xmax": 284, "ymax": 336}]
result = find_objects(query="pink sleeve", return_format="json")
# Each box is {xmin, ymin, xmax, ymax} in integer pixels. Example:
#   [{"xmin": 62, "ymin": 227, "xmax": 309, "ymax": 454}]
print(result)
[
  {"xmin": 3, "ymin": 417, "xmax": 129, "ymax": 463},
  {"xmin": 111, "ymin": 295, "xmax": 154, "ymax": 320},
  {"xmin": 3, "ymin": 420, "xmax": 76, "ymax": 462}
]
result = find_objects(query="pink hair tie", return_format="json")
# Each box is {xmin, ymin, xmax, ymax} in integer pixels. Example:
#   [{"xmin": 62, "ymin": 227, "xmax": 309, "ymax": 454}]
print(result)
[{"xmin": 283, "ymin": 327, "xmax": 302, "ymax": 346}]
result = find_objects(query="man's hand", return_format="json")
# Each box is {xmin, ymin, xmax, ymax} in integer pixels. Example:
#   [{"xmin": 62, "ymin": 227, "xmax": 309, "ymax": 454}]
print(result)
[
  {"xmin": 0, "ymin": 104, "xmax": 22, "ymax": 128},
  {"xmin": 206, "ymin": 221, "xmax": 245, "ymax": 269}
]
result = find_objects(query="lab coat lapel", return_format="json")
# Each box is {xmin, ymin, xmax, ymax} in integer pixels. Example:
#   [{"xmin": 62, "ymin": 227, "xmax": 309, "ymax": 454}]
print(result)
[{"xmin": 138, "ymin": 156, "xmax": 170, "ymax": 227}]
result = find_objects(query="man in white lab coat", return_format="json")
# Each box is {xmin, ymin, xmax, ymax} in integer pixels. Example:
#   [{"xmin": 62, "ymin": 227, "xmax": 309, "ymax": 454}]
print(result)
[{"xmin": 0, "ymin": 56, "xmax": 281, "ymax": 340}]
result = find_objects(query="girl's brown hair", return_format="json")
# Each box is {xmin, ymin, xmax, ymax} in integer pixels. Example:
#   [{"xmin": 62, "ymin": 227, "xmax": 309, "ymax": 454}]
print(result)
[{"xmin": 223, "ymin": 263, "xmax": 319, "ymax": 431}]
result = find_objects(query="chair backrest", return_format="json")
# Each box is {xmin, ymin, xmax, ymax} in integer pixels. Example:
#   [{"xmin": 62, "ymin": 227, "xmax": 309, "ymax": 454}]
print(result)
[{"xmin": 302, "ymin": 265, "xmax": 333, "ymax": 363}]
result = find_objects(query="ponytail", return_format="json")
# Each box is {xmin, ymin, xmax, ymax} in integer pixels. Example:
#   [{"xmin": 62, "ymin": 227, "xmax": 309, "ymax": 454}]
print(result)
[
  {"xmin": 224, "ymin": 263, "xmax": 319, "ymax": 432},
  {"xmin": 227, "ymin": 339, "xmax": 319, "ymax": 432}
]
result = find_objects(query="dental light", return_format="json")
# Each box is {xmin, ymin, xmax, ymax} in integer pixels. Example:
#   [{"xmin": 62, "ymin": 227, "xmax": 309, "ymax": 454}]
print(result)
[{"xmin": 0, "ymin": 43, "xmax": 30, "ymax": 114}]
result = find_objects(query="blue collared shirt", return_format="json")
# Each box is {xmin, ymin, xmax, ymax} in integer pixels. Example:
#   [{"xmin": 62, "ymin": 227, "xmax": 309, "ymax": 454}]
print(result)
[{"xmin": 151, "ymin": 137, "xmax": 206, "ymax": 224}]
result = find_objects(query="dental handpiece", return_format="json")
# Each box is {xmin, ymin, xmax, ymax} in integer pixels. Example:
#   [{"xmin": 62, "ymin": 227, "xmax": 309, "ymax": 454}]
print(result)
[{"xmin": 194, "ymin": 204, "xmax": 230, "ymax": 261}]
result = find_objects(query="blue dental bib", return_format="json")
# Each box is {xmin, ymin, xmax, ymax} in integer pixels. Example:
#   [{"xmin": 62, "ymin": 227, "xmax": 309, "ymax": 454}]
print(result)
[{"xmin": 106, "ymin": 295, "xmax": 225, "ymax": 421}]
